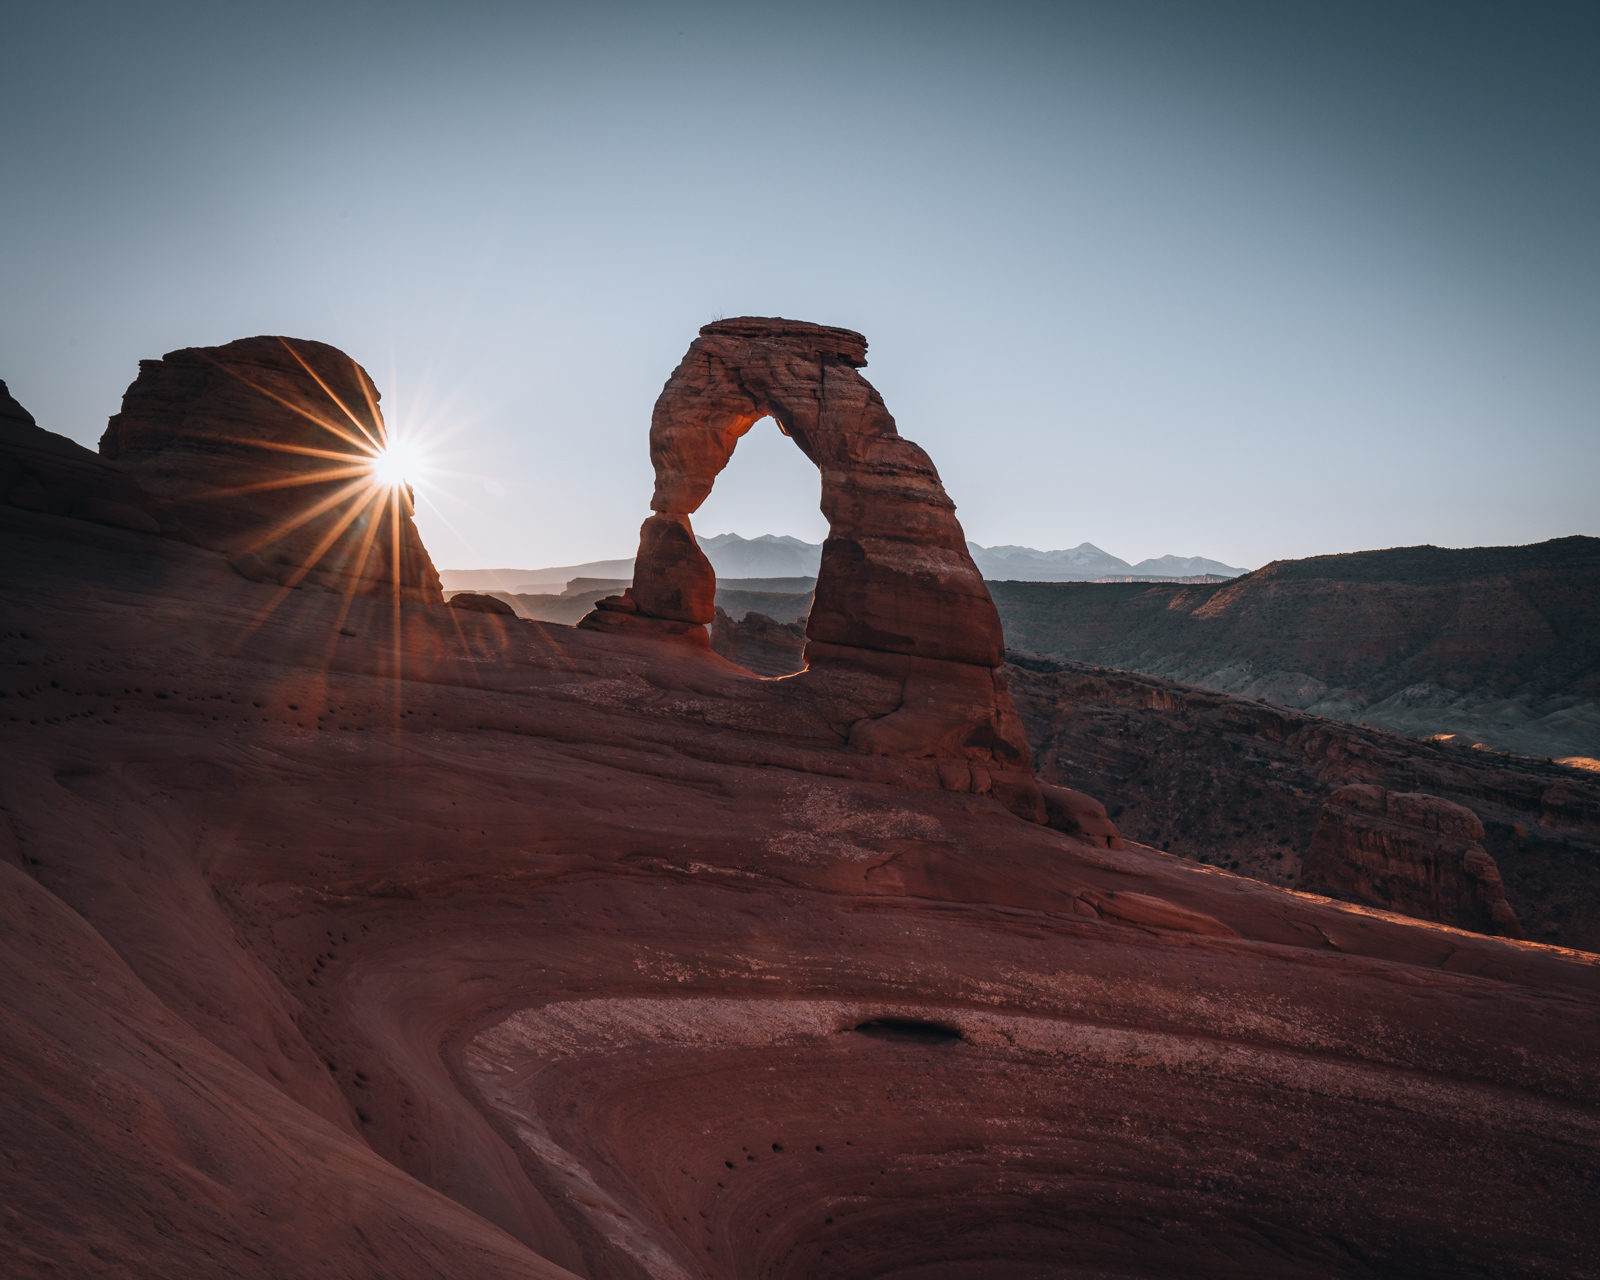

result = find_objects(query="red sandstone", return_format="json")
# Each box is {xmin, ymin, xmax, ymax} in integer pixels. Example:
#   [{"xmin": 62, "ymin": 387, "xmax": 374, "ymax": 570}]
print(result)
[
  {"xmin": 100, "ymin": 336, "xmax": 441, "ymax": 603},
  {"xmin": 0, "ymin": 338, "xmax": 1597, "ymax": 1279}
]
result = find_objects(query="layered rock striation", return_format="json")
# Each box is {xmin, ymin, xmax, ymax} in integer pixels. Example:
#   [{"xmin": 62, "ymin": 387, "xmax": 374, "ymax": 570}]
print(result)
[
  {"xmin": 100, "ymin": 337, "xmax": 441, "ymax": 604},
  {"xmin": 582, "ymin": 318, "xmax": 1036, "ymax": 811}
]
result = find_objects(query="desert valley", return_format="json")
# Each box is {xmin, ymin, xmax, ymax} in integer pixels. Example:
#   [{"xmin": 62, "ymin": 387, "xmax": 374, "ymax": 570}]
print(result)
[{"xmin": 2, "ymin": 318, "xmax": 1597, "ymax": 1279}]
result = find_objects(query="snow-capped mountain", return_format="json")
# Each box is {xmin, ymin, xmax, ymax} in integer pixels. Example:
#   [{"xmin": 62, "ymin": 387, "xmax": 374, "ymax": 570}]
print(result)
[
  {"xmin": 965, "ymin": 542, "xmax": 1245, "ymax": 581},
  {"xmin": 696, "ymin": 533, "xmax": 823, "ymax": 578},
  {"xmin": 440, "ymin": 537, "xmax": 1245, "ymax": 591}
]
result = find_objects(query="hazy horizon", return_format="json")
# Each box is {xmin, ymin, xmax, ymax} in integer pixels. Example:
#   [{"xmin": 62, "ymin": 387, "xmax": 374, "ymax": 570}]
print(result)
[{"xmin": 4, "ymin": 1, "xmax": 1596, "ymax": 571}]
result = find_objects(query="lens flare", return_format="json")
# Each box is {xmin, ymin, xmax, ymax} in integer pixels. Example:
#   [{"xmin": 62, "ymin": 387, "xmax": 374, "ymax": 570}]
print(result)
[{"xmin": 370, "ymin": 437, "xmax": 424, "ymax": 488}]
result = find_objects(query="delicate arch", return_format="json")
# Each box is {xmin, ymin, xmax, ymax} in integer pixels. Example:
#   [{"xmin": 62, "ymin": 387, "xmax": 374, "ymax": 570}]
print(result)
[{"xmin": 593, "ymin": 317, "xmax": 1004, "ymax": 668}]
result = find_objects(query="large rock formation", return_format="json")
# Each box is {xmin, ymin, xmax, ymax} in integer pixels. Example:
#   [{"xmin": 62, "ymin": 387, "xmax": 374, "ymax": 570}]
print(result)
[
  {"xmin": 581, "ymin": 318, "xmax": 1036, "ymax": 812},
  {"xmin": 100, "ymin": 337, "xmax": 441, "ymax": 604},
  {"xmin": 1303, "ymin": 783, "xmax": 1525, "ymax": 938}
]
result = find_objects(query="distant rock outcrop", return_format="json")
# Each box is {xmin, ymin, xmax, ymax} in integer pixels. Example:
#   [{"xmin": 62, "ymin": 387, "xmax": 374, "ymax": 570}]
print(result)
[
  {"xmin": 1303, "ymin": 784, "xmax": 1524, "ymax": 938},
  {"xmin": 100, "ymin": 337, "xmax": 441, "ymax": 604},
  {"xmin": 709, "ymin": 607, "xmax": 808, "ymax": 678},
  {"xmin": 448, "ymin": 592, "xmax": 516, "ymax": 616},
  {"xmin": 991, "ymin": 537, "xmax": 1600, "ymax": 760},
  {"xmin": 581, "ymin": 317, "xmax": 1038, "ymax": 811},
  {"xmin": 1, "ymin": 379, "xmax": 188, "ymax": 540},
  {"xmin": 1006, "ymin": 652, "xmax": 1599, "ymax": 948}
]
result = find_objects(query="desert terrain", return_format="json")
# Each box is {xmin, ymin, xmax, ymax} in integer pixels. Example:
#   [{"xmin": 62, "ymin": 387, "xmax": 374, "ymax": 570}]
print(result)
[{"xmin": 2, "ymin": 321, "xmax": 1598, "ymax": 1279}]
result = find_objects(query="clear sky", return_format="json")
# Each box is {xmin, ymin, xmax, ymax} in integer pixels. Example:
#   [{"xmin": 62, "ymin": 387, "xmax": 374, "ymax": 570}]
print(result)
[{"xmin": 3, "ymin": 0, "xmax": 1595, "ymax": 571}]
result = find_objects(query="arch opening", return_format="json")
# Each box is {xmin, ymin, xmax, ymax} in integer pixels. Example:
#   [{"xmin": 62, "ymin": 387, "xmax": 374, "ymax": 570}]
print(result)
[{"xmin": 691, "ymin": 414, "xmax": 828, "ymax": 555}]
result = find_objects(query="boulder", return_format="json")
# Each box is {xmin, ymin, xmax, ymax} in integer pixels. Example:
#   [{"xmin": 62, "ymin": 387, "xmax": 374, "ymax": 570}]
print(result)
[
  {"xmin": 1302, "ymin": 784, "xmax": 1524, "ymax": 938},
  {"xmin": 448, "ymin": 592, "xmax": 516, "ymax": 616},
  {"xmin": 99, "ymin": 337, "xmax": 442, "ymax": 604},
  {"xmin": 1039, "ymin": 783, "xmax": 1126, "ymax": 849}
]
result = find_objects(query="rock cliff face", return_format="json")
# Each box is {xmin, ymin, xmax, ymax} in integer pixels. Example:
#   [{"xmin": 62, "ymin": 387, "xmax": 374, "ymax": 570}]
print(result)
[
  {"xmin": 582, "ymin": 318, "xmax": 1038, "ymax": 815},
  {"xmin": 1007, "ymin": 652, "xmax": 1600, "ymax": 949},
  {"xmin": 100, "ymin": 337, "xmax": 441, "ymax": 604},
  {"xmin": 1304, "ymin": 784, "xmax": 1524, "ymax": 938},
  {"xmin": 990, "ymin": 537, "xmax": 1600, "ymax": 761}
]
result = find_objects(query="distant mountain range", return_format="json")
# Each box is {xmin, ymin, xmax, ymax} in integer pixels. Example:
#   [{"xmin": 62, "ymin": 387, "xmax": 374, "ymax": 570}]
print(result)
[
  {"xmin": 439, "ymin": 534, "xmax": 1246, "ymax": 592},
  {"xmin": 965, "ymin": 543, "xmax": 1245, "ymax": 582}
]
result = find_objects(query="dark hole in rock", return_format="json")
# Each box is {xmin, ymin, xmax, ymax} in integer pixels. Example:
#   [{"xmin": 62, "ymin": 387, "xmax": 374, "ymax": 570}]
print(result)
[{"xmin": 854, "ymin": 1018, "xmax": 963, "ymax": 1044}]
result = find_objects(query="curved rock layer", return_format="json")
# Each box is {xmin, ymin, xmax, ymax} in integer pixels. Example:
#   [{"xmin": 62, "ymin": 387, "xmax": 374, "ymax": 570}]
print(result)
[
  {"xmin": 582, "ymin": 318, "xmax": 1034, "ymax": 801},
  {"xmin": 470, "ymin": 991, "xmax": 1589, "ymax": 1279},
  {"xmin": 3, "ymin": 507, "xmax": 1598, "ymax": 1280},
  {"xmin": 100, "ymin": 336, "xmax": 441, "ymax": 603}
]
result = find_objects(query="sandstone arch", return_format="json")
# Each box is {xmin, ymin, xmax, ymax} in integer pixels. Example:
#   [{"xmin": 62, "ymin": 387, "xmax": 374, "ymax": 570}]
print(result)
[{"xmin": 581, "ymin": 317, "xmax": 1039, "ymax": 809}]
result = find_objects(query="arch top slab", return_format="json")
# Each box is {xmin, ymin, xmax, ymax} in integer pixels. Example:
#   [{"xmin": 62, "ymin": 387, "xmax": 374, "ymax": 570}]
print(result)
[{"xmin": 648, "ymin": 317, "xmax": 871, "ymax": 518}]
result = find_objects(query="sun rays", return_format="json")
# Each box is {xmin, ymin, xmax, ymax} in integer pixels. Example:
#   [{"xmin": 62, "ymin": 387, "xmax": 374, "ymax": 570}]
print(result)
[
  {"xmin": 196, "ymin": 337, "xmax": 543, "ymax": 709},
  {"xmin": 198, "ymin": 337, "xmax": 441, "ymax": 581},
  {"xmin": 369, "ymin": 436, "xmax": 425, "ymax": 489},
  {"xmin": 195, "ymin": 338, "xmax": 456, "ymax": 679}
]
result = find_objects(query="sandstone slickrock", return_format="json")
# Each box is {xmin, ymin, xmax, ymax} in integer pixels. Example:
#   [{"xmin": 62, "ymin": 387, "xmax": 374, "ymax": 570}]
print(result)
[
  {"xmin": 4, "ymin": 335, "xmax": 1600, "ymax": 1280},
  {"xmin": 581, "ymin": 318, "xmax": 1037, "ymax": 815},
  {"xmin": 1304, "ymin": 783, "xmax": 1525, "ymax": 938},
  {"xmin": 1038, "ymin": 782, "xmax": 1126, "ymax": 849},
  {"xmin": 100, "ymin": 337, "xmax": 442, "ymax": 604}
]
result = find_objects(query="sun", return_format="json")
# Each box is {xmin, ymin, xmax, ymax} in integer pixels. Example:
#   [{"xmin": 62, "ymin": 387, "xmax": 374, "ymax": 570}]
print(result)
[{"xmin": 369, "ymin": 437, "xmax": 425, "ymax": 488}]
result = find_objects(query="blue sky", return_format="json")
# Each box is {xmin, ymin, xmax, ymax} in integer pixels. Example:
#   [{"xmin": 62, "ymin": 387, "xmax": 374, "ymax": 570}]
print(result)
[{"xmin": 3, "ymin": 0, "xmax": 1595, "ymax": 570}]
